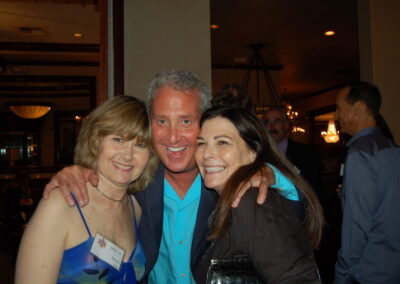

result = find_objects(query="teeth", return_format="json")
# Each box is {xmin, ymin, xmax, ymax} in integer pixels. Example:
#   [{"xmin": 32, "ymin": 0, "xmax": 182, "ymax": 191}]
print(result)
[
  {"xmin": 205, "ymin": 166, "xmax": 225, "ymax": 173},
  {"xmin": 114, "ymin": 162, "xmax": 132, "ymax": 170},
  {"xmin": 167, "ymin": 146, "xmax": 186, "ymax": 152}
]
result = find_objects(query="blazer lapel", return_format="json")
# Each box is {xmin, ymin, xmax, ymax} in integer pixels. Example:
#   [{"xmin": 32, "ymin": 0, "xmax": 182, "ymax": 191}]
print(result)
[
  {"xmin": 136, "ymin": 165, "xmax": 165, "ymax": 276},
  {"xmin": 190, "ymin": 182, "xmax": 218, "ymax": 269}
]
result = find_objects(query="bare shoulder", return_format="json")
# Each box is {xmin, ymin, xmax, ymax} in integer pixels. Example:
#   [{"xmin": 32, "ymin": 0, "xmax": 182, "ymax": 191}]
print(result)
[
  {"xmin": 28, "ymin": 189, "xmax": 74, "ymax": 229},
  {"xmin": 15, "ymin": 189, "xmax": 72, "ymax": 284},
  {"xmin": 38, "ymin": 188, "xmax": 74, "ymax": 212}
]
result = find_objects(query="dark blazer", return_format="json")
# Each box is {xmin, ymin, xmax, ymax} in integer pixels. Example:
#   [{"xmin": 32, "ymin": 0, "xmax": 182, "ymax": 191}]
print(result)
[
  {"xmin": 286, "ymin": 139, "xmax": 322, "ymax": 198},
  {"xmin": 135, "ymin": 165, "xmax": 218, "ymax": 282},
  {"xmin": 194, "ymin": 188, "xmax": 321, "ymax": 284}
]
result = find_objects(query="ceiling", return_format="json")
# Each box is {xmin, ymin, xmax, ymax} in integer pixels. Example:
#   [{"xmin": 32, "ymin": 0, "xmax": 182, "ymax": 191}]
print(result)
[
  {"xmin": 210, "ymin": 0, "xmax": 359, "ymax": 100},
  {"xmin": 0, "ymin": 0, "xmax": 360, "ymax": 105}
]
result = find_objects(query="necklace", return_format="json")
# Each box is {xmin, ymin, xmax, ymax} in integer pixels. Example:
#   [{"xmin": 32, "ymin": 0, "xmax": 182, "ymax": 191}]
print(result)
[{"xmin": 95, "ymin": 187, "xmax": 127, "ymax": 203}]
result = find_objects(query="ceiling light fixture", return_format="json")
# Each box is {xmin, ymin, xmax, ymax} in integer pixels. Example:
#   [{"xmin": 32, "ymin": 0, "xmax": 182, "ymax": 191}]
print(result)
[
  {"xmin": 324, "ymin": 30, "xmax": 335, "ymax": 36},
  {"xmin": 73, "ymin": 33, "xmax": 83, "ymax": 38},
  {"xmin": 321, "ymin": 119, "xmax": 340, "ymax": 143},
  {"xmin": 286, "ymin": 104, "xmax": 305, "ymax": 133},
  {"xmin": 242, "ymin": 44, "xmax": 303, "ymax": 133},
  {"xmin": 7, "ymin": 102, "xmax": 52, "ymax": 119},
  {"xmin": 242, "ymin": 44, "xmax": 281, "ymax": 107}
]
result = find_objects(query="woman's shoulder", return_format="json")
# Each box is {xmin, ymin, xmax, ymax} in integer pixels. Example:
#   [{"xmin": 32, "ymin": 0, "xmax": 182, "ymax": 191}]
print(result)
[
  {"xmin": 34, "ymin": 189, "xmax": 75, "ymax": 220},
  {"xmin": 233, "ymin": 188, "xmax": 302, "ymax": 227},
  {"xmin": 232, "ymin": 188, "xmax": 276, "ymax": 225},
  {"xmin": 235, "ymin": 187, "xmax": 286, "ymax": 212},
  {"xmin": 22, "ymin": 189, "xmax": 74, "ymax": 246}
]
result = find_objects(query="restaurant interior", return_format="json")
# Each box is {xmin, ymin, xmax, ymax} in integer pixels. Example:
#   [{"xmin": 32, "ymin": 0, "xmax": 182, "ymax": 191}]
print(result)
[{"xmin": 0, "ymin": 0, "xmax": 398, "ymax": 283}]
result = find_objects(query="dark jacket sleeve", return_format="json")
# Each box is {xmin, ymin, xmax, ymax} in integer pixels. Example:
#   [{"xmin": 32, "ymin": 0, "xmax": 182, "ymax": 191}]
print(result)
[
  {"xmin": 231, "ymin": 189, "xmax": 321, "ymax": 283},
  {"xmin": 286, "ymin": 140, "xmax": 322, "ymax": 200}
]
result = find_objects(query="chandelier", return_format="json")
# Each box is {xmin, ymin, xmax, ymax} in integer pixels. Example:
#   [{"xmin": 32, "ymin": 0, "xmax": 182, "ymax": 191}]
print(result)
[
  {"xmin": 242, "ymin": 43, "xmax": 281, "ymax": 109},
  {"xmin": 241, "ymin": 44, "xmax": 303, "ymax": 132},
  {"xmin": 7, "ymin": 102, "xmax": 52, "ymax": 119},
  {"xmin": 285, "ymin": 104, "xmax": 305, "ymax": 133},
  {"xmin": 321, "ymin": 119, "xmax": 339, "ymax": 143}
]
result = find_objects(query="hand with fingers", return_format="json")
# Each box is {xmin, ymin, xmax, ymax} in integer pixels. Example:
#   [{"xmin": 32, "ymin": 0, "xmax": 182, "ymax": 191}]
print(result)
[
  {"xmin": 232, "ymin": 165, "xmax": 275, "ymax": 208},
  {"xmin": 43, "ymin": 165, "xmax": 98, "ymax": 207}
]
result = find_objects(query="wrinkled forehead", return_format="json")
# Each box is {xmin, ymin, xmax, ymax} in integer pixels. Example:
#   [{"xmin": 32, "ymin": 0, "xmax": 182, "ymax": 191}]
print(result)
[{"xmin": 151, "ymin": 87, "xmax": 201, "ymax": 113}]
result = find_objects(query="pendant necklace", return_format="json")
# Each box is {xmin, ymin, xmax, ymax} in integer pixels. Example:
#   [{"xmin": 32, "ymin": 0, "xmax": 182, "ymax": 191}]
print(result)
[{"xmin": 95, "ymin": 187, "xmax": 126, "ymax": 203}]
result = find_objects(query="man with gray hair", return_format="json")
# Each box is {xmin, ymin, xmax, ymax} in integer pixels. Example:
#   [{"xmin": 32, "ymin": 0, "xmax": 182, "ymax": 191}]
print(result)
[
  {"xmin": 45, "ymin": 70, "xmax": 216, "ymax": 283},
  {"xmin": 44, "ymin": 70, "xmax": 276, "ymax": 283},
  {"xmin": 263, "ymin": 106, "xmax": 322, "ymax": 198}
]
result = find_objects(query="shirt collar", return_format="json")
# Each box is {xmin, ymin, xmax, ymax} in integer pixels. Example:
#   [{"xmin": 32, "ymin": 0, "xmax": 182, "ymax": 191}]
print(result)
[
  {"xmin": 347, "ymin": 126, "xmax": 380, "ymax": 148},
  {"xmin": 164, "ymin": 174, "xmax": 201, "ymax": 205}
]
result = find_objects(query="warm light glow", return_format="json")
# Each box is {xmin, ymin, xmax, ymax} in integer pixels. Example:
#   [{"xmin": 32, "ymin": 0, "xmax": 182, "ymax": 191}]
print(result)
[
  {"xmin": 285, "ymin": 104, "xmax": 303, "ymax": 133},
  {"xmin": 324, "ymin": 30, "xmax": 335, "ymax": 36},
  {"xmin": 210, "ymin": 24, "xmax": 219, "ymax": 30},
  {"xmin": 286, "ymin": 104, "xmax": 298, "ymax": 120},
  {"xmin": 75, "ymin": 115, "xmax": 82, "ymax": 121},
  {"xmin": 73, "ymin": 33, "xmax": 83, "ymax": 38},
  {"xmin": 321, "ymin": 120, "xmax": 339, "ymax": 143},
  {"xmin": 8, "ymin": 104, "xmax": 52, "ymax": 119},
  {"xmin": 292, "ymin": 127, "xmax": 306, "ymax": 133}
]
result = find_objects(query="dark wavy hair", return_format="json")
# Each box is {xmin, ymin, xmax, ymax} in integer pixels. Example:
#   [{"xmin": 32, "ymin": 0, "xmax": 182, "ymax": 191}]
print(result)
[
  {"xmin": 200, "ymin": 107, "xmax": 324, "ymax": 247},
  {"xmin": 211, "ymin": 84, "xmax": 252, "ymax": 110}
]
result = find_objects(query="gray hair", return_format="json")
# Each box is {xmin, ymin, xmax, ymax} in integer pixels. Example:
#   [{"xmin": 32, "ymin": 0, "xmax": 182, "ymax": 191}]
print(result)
[{"xmin": 146, "ymin": 70, "xmax": 211, "ymax": 114}]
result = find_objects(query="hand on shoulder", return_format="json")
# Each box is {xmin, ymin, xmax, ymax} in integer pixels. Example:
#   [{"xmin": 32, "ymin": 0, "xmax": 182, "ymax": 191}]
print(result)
[{"xmin": 43, "ymin": 165, "xmax": 98, "ymax": 207}]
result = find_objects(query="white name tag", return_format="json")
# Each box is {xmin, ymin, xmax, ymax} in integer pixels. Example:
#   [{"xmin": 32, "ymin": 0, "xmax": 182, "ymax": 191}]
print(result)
[{"xmin": 90, "ymin": 233, "xmax": 125, "ymax": 271}]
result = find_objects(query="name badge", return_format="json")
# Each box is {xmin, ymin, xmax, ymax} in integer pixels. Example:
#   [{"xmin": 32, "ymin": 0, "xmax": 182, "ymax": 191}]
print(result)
[
  {"xmin": 340, "ymin": 163, "xmax": 344, "ymax": 177},
  {"xmin": 90, "ymin": 233, "xmax": 125, "ymax": 271}
]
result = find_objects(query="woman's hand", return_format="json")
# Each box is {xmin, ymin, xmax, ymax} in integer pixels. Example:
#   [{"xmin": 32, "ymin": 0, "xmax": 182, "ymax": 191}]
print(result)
[
  {"xmin": 43, "ymin": 165, "xmax": 98, "ymax": 207},
  {"xmin": 231, "ymin": 165, "xmax": 275, "ymax": 208}
]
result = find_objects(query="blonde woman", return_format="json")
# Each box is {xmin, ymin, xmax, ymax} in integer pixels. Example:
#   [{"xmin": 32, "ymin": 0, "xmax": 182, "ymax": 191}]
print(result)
[{"xmin": 16, "ymin": 96, "xmax": 158, "ymax": 283}]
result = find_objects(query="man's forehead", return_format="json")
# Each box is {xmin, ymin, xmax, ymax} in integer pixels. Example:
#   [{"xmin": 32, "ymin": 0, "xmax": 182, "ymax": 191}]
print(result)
[
  {"xmin": 265, "ymin": 109, "xmax": 284, "ymax": 119},
  {"xmin": 154, "ymin": 86, "xmax": 200, "ymax": 102},
  {"xmin": 151, "ymin": 93, "xmax": 201, "ymax": 118},
  {"xmin": 337, "ymin": 86, "xmax": 351, "ymax": 102}
]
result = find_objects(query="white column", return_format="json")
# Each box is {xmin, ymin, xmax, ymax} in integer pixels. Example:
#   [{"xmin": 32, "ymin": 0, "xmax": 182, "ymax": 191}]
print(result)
[
  {"xmin": 358, "ymin": 0, "xmax": 400, "ymax": 142},
  {"xmin": 124, "ymin": 0, "xmax": 212, "ymax": 101}
]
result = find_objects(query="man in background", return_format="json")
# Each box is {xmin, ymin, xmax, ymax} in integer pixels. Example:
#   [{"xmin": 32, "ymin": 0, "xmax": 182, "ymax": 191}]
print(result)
[
  {"xmin": 263, "ymin": 106, "xmax": 322, "ymax": 198},
  {"xmin": 334, "ymin": 81, "xmax": 400, "ymax": 283}
]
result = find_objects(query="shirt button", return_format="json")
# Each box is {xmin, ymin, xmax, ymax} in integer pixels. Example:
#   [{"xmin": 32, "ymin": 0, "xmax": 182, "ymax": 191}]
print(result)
[
  {"xmin": 181, "ymin": 273, "xmax": 186, "ymax": 277},
  {"xmin": 179, "ymin": 240, "xmax": 184, "ymax": 244}
]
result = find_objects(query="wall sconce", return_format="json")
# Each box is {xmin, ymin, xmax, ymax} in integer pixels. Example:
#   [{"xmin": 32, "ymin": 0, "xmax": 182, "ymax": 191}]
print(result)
[
  {"xmin": 7, "ymin": 102, "xmax": 53, "ymax": 119},
  {"xmin": 321, "ymin": 119, "xmax": 339, "ymax": 143}
]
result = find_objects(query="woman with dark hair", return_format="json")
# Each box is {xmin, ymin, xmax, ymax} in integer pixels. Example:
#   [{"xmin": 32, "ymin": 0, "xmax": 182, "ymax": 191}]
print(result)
[{"xmin": 195, "ymin": 107, "xmax": 323, "ymax": 283}]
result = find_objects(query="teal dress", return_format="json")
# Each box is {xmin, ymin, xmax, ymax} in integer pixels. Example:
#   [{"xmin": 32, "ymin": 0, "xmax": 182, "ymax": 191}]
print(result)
[{"xmin": 57, "ymin": 194, "xmax": 146, "ymax": 284}]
